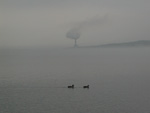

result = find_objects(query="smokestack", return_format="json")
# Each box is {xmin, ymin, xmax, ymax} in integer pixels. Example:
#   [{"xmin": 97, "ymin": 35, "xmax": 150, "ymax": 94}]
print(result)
[
  {"xmin": 66, "ymin": 14, "xmax": 109, "ymax": 47},
  {"xmin": 74, "ymin": 39, "xmax": 77, "ymax": 47},
  {"xmin": 66, "ymin": 28, "xmax": 80, "ymax": 47}
]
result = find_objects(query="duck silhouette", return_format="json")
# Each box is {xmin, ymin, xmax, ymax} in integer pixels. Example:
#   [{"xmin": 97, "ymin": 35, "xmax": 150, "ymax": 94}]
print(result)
[
  {"xmin": 68, "ymin": 84, "xmax": 74, "ymax": 88},
  {"xmin": 83, "ymin": 85, "xmax": 89, "ymax": 88}
]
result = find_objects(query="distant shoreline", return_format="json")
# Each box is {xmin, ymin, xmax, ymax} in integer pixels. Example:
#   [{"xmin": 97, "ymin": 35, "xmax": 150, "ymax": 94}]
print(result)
[{"xmin": 78, "ymin": 40, "xmax": 150, "ymax": 48}]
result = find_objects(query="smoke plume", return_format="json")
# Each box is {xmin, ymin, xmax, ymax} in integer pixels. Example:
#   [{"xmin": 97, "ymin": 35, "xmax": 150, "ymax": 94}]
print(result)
[
  {"xmin": 66, "ymin": 14, "xmax": 109, "ymax": 47},
  {"xmin": 66, "ymin": 28, "xmax": 80, "ymax": 40}
]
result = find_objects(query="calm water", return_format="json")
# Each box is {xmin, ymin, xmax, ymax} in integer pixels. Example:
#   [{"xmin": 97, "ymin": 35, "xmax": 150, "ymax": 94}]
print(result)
[{"xmin": 0, "ymin": 47, "xmax": 150, "ymax": 113}]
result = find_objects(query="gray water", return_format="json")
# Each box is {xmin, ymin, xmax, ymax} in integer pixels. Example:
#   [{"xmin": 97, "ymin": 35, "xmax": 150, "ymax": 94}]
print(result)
[{"xmin": 1, "ymin": 47, "xmax": 150, "ymax": 113}]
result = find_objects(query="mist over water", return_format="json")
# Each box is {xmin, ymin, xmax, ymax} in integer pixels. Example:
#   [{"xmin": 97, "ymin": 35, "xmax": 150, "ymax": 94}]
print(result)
[
  {"xmin": 1, "ymin": 47, "xmax": 150, "ymax": 113},
  {"xmin": 1, "ymin": 0, "xmax": 150, "ymax": 112}
]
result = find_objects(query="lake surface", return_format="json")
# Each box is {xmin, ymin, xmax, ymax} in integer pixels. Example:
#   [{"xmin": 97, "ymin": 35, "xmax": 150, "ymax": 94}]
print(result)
[{"xmin": 1, "ymin": 47, "xmax": 150, "ymax": 113}]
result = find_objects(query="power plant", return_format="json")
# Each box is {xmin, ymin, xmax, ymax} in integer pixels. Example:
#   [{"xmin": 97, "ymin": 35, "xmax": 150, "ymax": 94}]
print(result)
[
  {"xmin": 66, "ymin": 15, "xmax": 108, "ymax": 47},
  {"xmin": 66, "ymin": 28, "xmax": 80, "ymax": 47}
]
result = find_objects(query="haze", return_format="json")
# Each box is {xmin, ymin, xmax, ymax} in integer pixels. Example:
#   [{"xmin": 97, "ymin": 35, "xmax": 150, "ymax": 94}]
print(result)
[
  {"xmin": 1, "ymin": 0, "xmax": 150, "ymax": 48},
  {"xmin": 1, "ymin": 1, "xmax": 150, "ymax": 112}
]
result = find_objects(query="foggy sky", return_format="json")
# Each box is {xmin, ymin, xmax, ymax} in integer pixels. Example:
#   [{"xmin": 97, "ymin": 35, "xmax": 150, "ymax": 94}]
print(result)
[{"xmin": 1, "ymin": 0, "xmax": 150, "ymax": 48}]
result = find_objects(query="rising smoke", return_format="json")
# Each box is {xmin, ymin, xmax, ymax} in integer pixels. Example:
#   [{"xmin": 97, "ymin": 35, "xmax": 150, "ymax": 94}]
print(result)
[
  {"xmin": 66, "ymin": 14, "xmax": 109, "ymax": 47},
  {"xmin": 66, "ymin": 28, "xmax": 80, "ymax": 47},
  {"xmin": 66, "ymin": 28, "xmax": 80, "ymax": 40}
]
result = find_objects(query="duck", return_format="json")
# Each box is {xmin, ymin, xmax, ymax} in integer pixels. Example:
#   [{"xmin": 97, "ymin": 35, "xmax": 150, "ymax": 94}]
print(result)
[
  {"xmin": 83, "ymin": 85, "xmax": 89, "ymax": 88},
  {"xmin": 68, "ymin": 84, "xmax": 74, "ymax": 88}
]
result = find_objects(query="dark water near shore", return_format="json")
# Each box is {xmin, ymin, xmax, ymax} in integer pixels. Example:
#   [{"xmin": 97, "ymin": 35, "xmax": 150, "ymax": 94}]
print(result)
[{"xmin": 1, "ymin": 47, "xmax": 150, "ymax": 113}]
